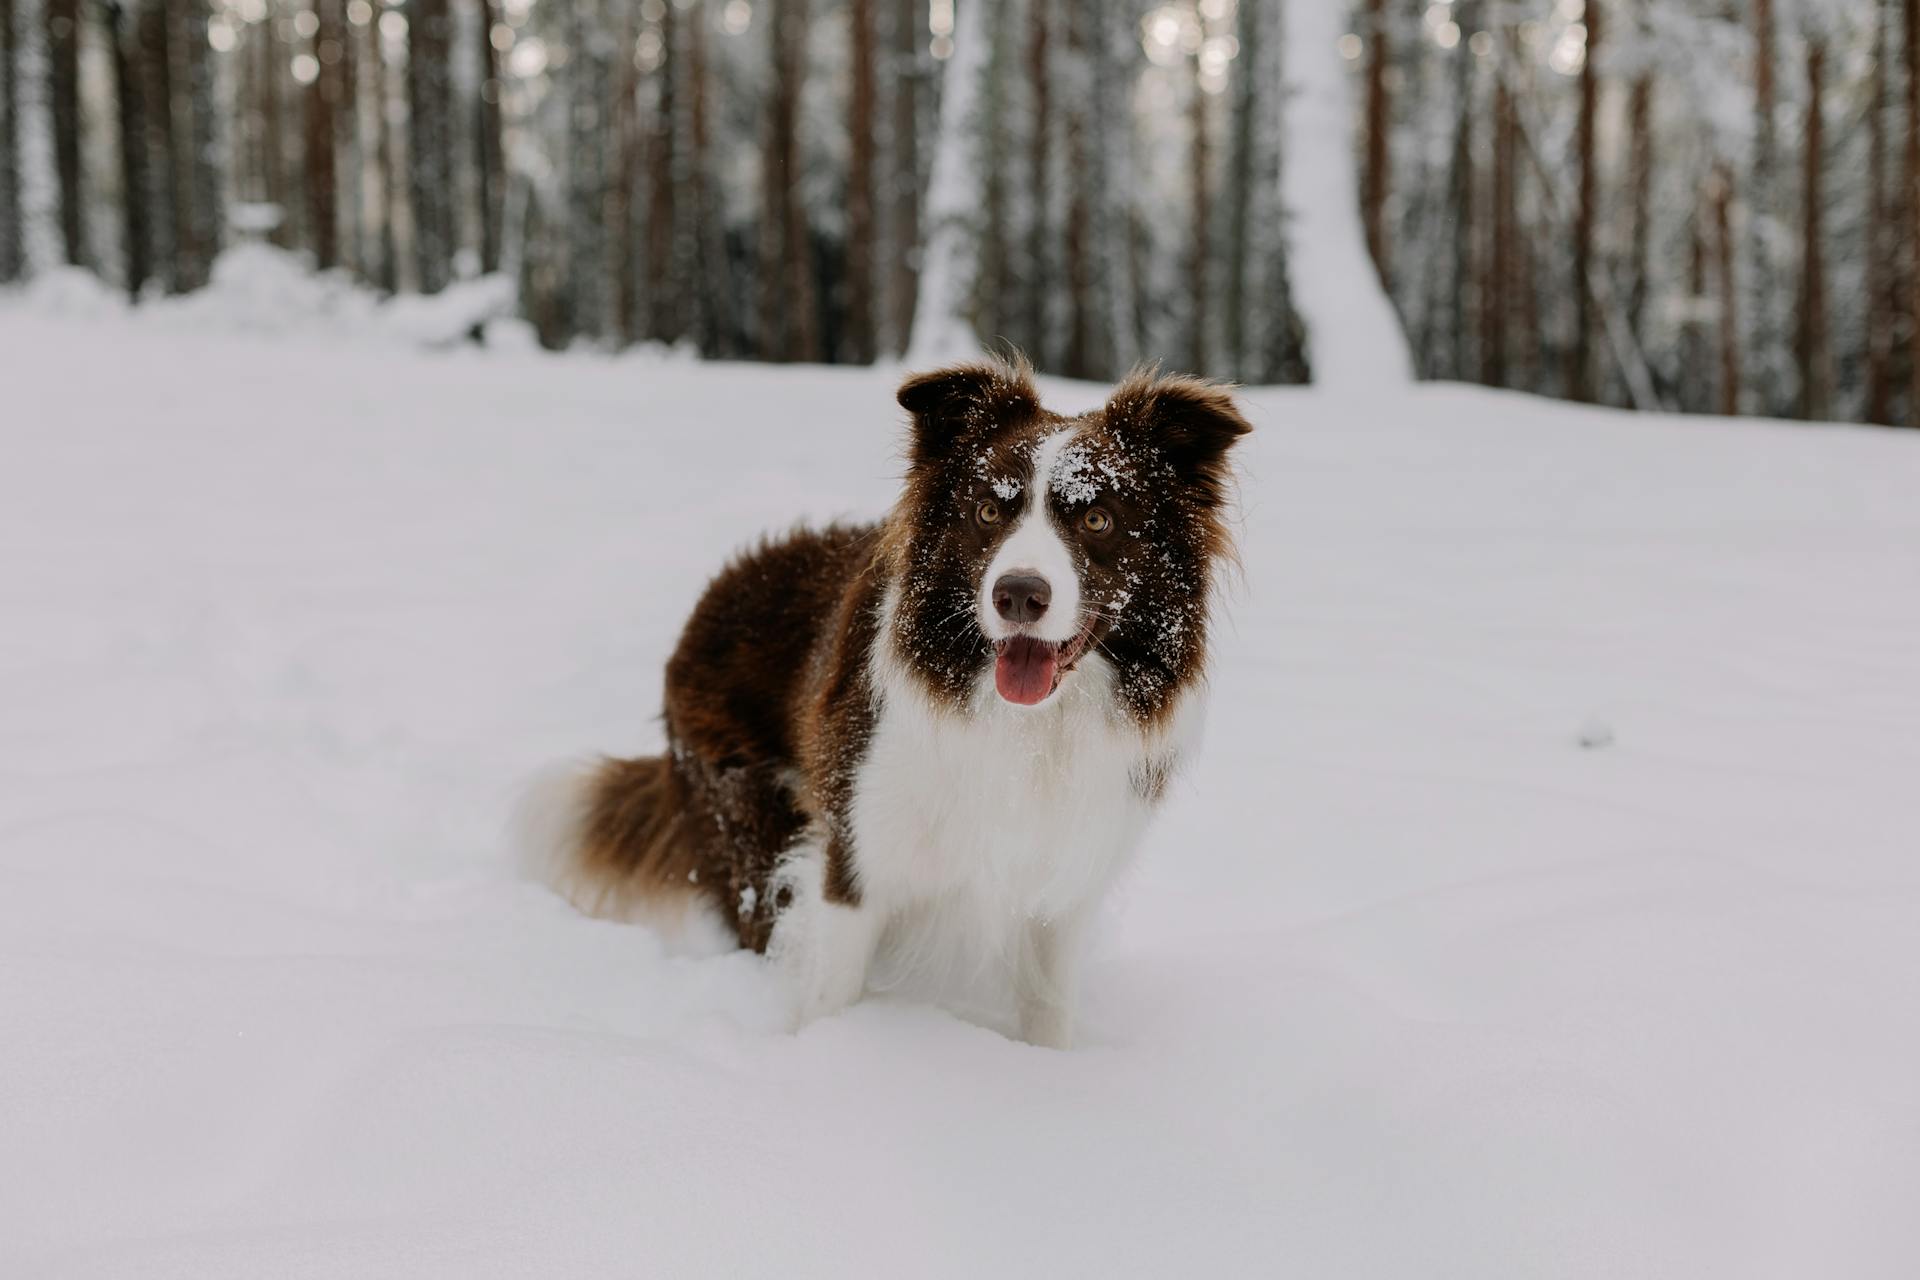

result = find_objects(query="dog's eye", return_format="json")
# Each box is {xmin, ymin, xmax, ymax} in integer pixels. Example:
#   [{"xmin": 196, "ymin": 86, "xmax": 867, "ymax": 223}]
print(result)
[
  {"xmin": 976, "ymin": 499, "xmax": 1002, "ymax": 526},
  {"xmin": 1082, "ymin": 508, "xmax": 1113, "ymax": 535}
]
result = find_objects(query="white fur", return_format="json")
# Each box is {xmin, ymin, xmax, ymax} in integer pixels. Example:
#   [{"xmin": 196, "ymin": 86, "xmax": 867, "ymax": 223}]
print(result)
[
  {"xmin": 766, "ymin": 580, "xmax": 1205, "ymax": 1048},
  {"xmin": 978, "ymin": 429, "xmax": 1083, "ymax": 647}
]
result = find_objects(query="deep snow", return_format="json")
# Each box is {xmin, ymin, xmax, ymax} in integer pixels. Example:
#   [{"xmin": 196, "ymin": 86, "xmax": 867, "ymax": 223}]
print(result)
[{"xmin": 4, "ymin": 305, "xmax": 1920, "ymax": 1279}]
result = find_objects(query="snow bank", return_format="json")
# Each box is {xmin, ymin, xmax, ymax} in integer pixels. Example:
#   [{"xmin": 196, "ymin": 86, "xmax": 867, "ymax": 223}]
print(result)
[
  {"xmin": 2, "ymin": 244, "xmax": 521, "ymax": 349},
  {"xmin": 2, "ymin": 312, "xmax": 1918, "ymax": 1279}
]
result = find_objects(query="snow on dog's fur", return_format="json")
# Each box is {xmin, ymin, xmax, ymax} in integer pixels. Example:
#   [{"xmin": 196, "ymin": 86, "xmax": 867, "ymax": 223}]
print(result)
[{"xmin": 533, "ymin": 360, "xmax": 1249, "ymax": 1046}]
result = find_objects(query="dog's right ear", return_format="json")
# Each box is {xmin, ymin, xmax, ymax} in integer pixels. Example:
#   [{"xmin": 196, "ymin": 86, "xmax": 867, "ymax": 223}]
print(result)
[{"xmin": 897, "ymin": 361, "xmax": 1040, "ymax": 469}]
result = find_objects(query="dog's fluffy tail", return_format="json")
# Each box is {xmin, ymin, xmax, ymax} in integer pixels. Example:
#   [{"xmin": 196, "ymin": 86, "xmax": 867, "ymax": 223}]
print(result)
[{"xmin": 516, "ymin": 755, "xmax": 705, "ymax": 927}]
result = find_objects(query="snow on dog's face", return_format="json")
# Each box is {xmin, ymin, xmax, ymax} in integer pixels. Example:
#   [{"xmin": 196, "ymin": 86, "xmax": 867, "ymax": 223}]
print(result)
[{"xmin": 888, "ymin": 360, "xmax": 1250, "ymax": 726}]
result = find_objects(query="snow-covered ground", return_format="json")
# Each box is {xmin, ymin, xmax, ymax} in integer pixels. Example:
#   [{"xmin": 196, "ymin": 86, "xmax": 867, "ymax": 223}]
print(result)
[{"xmin": 4, "ymin": 303, "xmax": 1920, "ymax": 1279}]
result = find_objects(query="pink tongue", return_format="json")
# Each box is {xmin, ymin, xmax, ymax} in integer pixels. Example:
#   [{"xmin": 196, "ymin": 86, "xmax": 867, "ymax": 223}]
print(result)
[{"xmin": 995, "ymin": 637, "xmax": 1059, "ymax": 705}]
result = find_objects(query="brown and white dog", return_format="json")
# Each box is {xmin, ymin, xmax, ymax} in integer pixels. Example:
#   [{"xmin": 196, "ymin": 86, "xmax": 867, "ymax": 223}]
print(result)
[{"xmin": 529, "ymin": 360, "xmax": 1249, "ymax": 1047}]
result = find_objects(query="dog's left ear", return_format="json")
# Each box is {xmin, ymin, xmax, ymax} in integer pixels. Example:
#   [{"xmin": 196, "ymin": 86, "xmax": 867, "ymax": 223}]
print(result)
[
  {"xmin": 897, "ymin": 361, "xmax": 1040, "ymax": 469},
  {"xmin": 1103, "ymin": 371, "xmax": 1252, "ymax": 501}
]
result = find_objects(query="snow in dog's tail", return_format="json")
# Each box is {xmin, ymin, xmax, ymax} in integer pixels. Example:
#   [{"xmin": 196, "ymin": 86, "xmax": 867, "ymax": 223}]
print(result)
[{"xmin": 517, "ymin": 755, "xmax": 703, "ymax": 926}]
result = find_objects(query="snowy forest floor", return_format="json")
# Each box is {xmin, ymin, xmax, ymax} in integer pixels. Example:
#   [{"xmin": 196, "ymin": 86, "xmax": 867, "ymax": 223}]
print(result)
[{"xmin": 4, "ymin": 301, "xmax": 1920, "ymax": 1279}]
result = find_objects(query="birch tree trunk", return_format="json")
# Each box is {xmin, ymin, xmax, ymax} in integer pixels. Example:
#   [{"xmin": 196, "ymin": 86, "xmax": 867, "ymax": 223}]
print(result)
[{"xmin": 904, "ymin": 0, "xmax": 988, "ymax": 365}]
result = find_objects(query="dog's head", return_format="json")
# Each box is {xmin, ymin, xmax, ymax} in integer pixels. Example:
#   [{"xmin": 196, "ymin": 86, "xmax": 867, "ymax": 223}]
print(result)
[{"xmin": 886, "ymin": 359, "xmax": 1250, "ymax": 726}]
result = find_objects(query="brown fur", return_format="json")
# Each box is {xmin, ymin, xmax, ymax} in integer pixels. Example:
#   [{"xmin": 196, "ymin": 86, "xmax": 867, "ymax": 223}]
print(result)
[{"xmin": 558, "ymin": 361, "xmax": 1249, "ymax": 950}]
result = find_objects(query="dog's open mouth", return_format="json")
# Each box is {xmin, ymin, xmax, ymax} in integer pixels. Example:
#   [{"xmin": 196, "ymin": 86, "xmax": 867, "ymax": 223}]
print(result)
[{"xmin": 992, "ymin": 620, "xmax": 1097, "ymax": 706}]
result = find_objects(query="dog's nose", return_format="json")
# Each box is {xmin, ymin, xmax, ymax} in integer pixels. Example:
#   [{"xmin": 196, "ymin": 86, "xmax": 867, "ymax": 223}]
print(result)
[{"xmin": 992, "ymin": 573, "xmax": 1051, "ymax": 624}]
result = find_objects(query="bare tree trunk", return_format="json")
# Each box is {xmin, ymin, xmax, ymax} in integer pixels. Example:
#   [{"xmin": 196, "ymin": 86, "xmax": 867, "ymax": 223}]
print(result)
[
  {"xmin": 612, "ymin": 4, "xmax": 639, "ymax": 345},
  {"xmin": 0, "ymin": 0, "xmax": 20, "ymax": 282},
  {"xmin": 1712, "ymin": 165, "xmax": 1739, "ymax": 417},
  {"xmin": 1626, "ymin": 70, "xmax": 1651, "ymax": 359},
  {"xmin": 180, "ymin": 0, "xmax": 220, "ymax": 285},
  {"xmin": 106, "ymin": 0, "xmax": 148, "ymax": 299},
  {"xmin": 977, "ymin": 0, "xmax": 1009, "ymax": 347},
  {"xmin": 1570, "ymin": 0, "xmax": 1598, "ymax": 401},
  {"xmin": 1866, "ymin": 0, "xmax": 1892, "ymax": 424},
  {"xmin": 1749, "ymin": 0, "xmax": 1780, "ymax": 415},
  {"xmin": 845, "ymin": 0, "xmax": 876, "ymax": 362},
  {"xmin": 475, "ymin": 0, "xmax": 503, "ymax": 274},
  {"xmin": 1446, "ymin": 0, "xmax": 1476, "ymax": 382},
  {"xmin": 1062, "ymin": 0, "xmax": 1091, "ymax": 378},
  {"xmin": 1188, "ymin": 50, "xmax": 1209, "ymax": 376},
  {"xmin": 646, "ymin": 0, "xmax": 682, "ymax": 343},
  {"xmin": 47, "ymin": 0, "xmax": 82, "ymax": 265},
  {"xmin": 367, "ymin": 0, "xmax": 396, "ymax": 291},
  {"xmin": 1907, "ymin": 0, "xmax": 1919, "ymax": 423},
  {"xmin": 1482, "ymin": 66, "xmax": 1513, "ymax": 387},
  {"xmin": 1222, "ymin": 0, "xmax": 1257, "ymax": 380},
  {"xmin": 886, "ymin": 0, "xmax": 919, "ymax": 356},
  {"xmin": 760, "ymin": 0, "xmax": 818, "ymax": 361},
  {"xmin": 1361, "ymin": 0, "xmax": 1388, "ymax": 288},
  {"xmin": 686, "ymin": 0, "xmax": 727, "ymax": 355},
  {"xmin": 1680, "ymin": 180, "xmax": 1709, "ymax": 413},
  {"xmin": 259, "ymin": 0, "xmax": 290, "ymax": 248},
  {"xmin": 1795, "ymin": 35, "xmax": 1828, "ymax": 421},
  {"xmin": 306, "ymin": 0, "xmax": 341, "ymax": 269},
  {"xmin": 1025, "ymin": 0, "xmax": 1050, "ymax": 364},
  {"xmin": 409, "ymin": 0, "xmax": 453, "ymax": 293},
  {"xmin": 138, "ymin": 0, "xmax": 179, "ymax": 288}
]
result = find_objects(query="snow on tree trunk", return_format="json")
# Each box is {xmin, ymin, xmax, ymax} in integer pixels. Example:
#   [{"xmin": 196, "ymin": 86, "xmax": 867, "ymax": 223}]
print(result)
[
  {"xmin": 1280, "ymin": 0, "xmax": 1411, "ymax": 392},
  {"xmin": 903, "ymin": 0, "xmax": 989, "ymax": 367}
]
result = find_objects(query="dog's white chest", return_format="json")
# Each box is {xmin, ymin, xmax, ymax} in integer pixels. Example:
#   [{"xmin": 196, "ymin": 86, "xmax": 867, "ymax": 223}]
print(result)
[{"xmin": 849, "ymin": 657, "xmax": 1170, "ymax": 921}]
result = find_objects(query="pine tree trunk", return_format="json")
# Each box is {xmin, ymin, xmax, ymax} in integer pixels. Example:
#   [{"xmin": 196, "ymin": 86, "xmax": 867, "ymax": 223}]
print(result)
[
  {"xmin": 137, "ymin": 0, "xmax": 178, "ymax": 289},
  {"xmin": 307, "ymin": 0, "xmax": 341, "ymax": 269},
  {"xmin": 106, "ymin": 0, "xmax": 148, "ymax": 299},
  {"xmin": 976, "ymin": 0, "xmax": 1008, "ymax": 347},
  {"xmin": 886, "ymin": 0, "xmax": 919, "ymax": 356},
  {"xmin": 1906, "ymin": 0, "xmax": 1920, "ymax": 424},
  {"xmin": 333, "ymin": 0, "xmax": 357, "ymax": 274},
  {"xmin": 476, "ymin": 0, "xmax": 503, "ymax": 275},
  {"xmin": 1680, "ymin": 181, "xmax": 1709, "ymax": 413},
  {"xmin": 409, "ymin": 0, "xmax": 453, "ymax": 293},
  {"xmin": 1795, "ymin": 36, "xmax": 1827, "ymax": 421},
  {"xmin": 367, "ymin": 0, "xmax": 396, "ymax": 291},
  {"xmin": 1360, "ymin": 0, "xmax": 1388, "ymax": 288},
  {"xmin": 46, "ymin": 0, "xmax": 81, "ymax": 265},
  {"xmin": 1482, "ymin": 65, "xmax": 1513, "ymax": 389},
  {"xmin": 258, "ymin": 0, "xmax": 290, "ymax": 248},
  {"xmin": 1222, "ymin": 0, "xmax": 1257, "ymax": 380},
  {"xmin": 1748, "ymin": 0, "xmax": 1779, "ymax": 415},
  {"xmin": 180, "ymin": 0, "xmax": 220, "ymax": 286},
  {"xmin": 1188, "ymin": 51, "xmax": 1209, "ymax": 377},
  {"xmin": 1712, "ymin": 166, "xmax": 1739, "ymax": 417},
  {"xmin": 760, "ymin": 0, "xmax": 818, "ymax": 361},
  {"xmin": 1626, "ymin": 69, "xmax": 1651, "ymax": 361},
  {"xmin": 845, "ymin": 0, "xmax": 876, "ymax": 362},
  {"xmin": 1062, "ymin": 0, "xmax": 1091, "ymax": 378},
  {"xmin": 1025, "ymin": 0, "xmax": 1050, "ymax": 365},
  {"xmin": 612, "ymin": 4, "xmax": 640, "ymax": 345},
  {"xmin": 686, "ymin": 0, "xmax": 727, "ymax": 355},
  {"xmin": 1570, "ymin": 0, "xmax": 1598, "ymax": 401},
  {"xmin": 1446, "ymin": 1, "xmax": 1476, "ymax": 383},
  {"xmin": 647, "ymin": 0, "xmax": 682, "ymax": 344},
  {"xmin": 0, "ymin": 0, "xmax": 20, "ymax": 282},
  {"xmin": 1866, "ymin": 0, "xmax": 1892, "ymax": 424}
]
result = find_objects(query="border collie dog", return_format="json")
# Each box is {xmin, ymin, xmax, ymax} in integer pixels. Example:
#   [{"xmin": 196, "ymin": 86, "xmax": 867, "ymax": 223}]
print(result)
[{"xmin": 535, "ymin": 360, "xmax": 1249, "ymax": 1047}]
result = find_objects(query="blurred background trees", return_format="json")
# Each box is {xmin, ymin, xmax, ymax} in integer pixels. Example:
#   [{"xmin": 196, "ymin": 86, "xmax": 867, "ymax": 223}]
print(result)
[{"xmin": 0, "ymin": 0, "xmax": 1912, "ymax": 429}]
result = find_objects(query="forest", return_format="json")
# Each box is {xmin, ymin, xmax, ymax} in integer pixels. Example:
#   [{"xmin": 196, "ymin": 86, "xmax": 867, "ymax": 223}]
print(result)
[{"xmin": 0, "ymin": 0, "xmax": 1910, "ymax": 426}]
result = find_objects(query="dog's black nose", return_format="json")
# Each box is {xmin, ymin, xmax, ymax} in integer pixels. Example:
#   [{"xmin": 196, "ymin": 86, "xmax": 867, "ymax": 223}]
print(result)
[{"xmin": 992, "ymin": 573, "xmax": 1051, "ymax": 624}]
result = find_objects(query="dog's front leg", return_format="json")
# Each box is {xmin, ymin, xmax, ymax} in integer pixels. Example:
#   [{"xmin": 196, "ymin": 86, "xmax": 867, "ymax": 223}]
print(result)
[
  {"xmin": 1015, "ymin": 908, "xmax": 1093, "ymax": 1050},
  {"xmin": 768, "ymin": 845, "xmax": 883, "ymax": 1030}
]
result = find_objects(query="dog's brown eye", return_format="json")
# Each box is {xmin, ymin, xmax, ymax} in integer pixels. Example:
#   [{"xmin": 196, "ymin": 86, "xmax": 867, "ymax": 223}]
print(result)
[
  {"xmin": 976, "ymin": 499, "xmax": 1002, "ymax": 526},
  {"xmin": 1082, "ymin": 508, "xmax": 1112, "ymax": 535}
]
